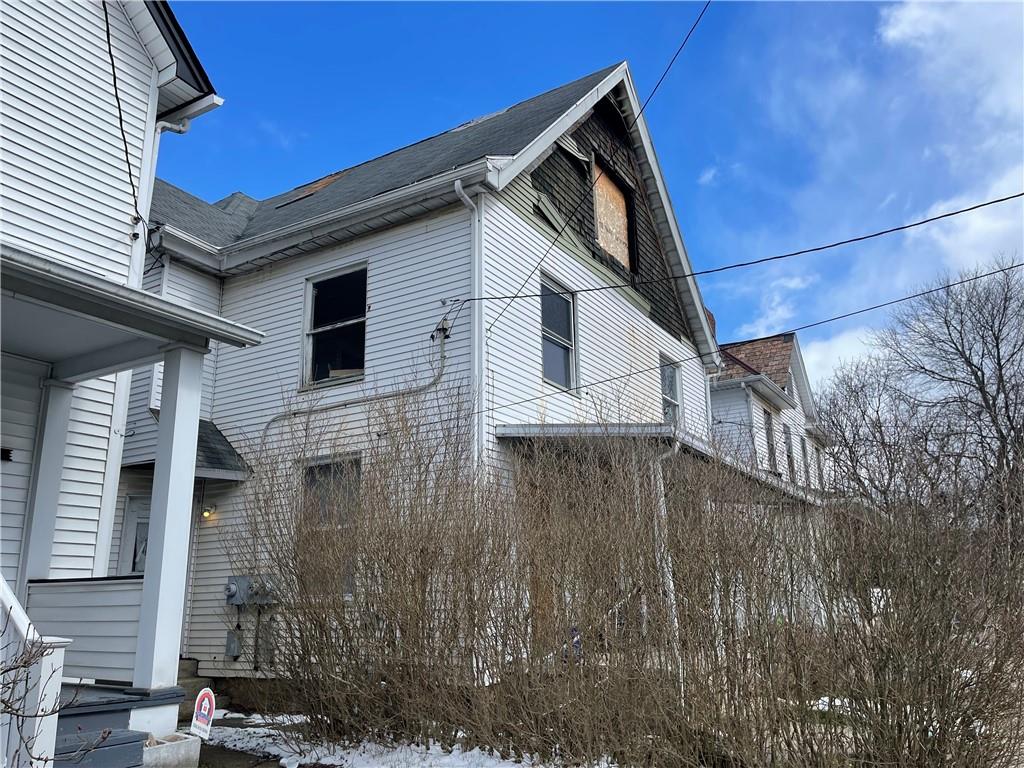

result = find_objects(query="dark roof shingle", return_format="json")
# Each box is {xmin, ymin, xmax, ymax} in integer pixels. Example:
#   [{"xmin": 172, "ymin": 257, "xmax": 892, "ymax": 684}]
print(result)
[{"xmin": 152, "ymin": 64, "xmax": 621, "ymax": 246}]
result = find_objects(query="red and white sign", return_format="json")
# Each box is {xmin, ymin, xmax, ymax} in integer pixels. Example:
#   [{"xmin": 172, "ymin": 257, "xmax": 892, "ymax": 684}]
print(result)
[{"xmin": 190, "ymin": 687, "xmax": 216, "ymax": 739}]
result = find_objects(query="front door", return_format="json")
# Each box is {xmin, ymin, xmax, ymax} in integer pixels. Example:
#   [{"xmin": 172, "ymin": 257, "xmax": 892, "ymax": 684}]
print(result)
[{"xmin": 119, "ymin": 496, "xmax": 151, "ymax": 575}]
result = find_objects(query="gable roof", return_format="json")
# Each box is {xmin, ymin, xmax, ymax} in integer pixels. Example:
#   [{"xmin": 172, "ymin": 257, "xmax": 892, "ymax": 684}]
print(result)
[
  {"xmin": 151, "ymin": 62, "xmax": 720, "ymax": 363},
  {"xmin": 719, "ymin": 334, "xmax": 795, "ymax": 390},
  {"xmin": 151, "ymin": 64, "xmax": 618, "ymax": 246}
]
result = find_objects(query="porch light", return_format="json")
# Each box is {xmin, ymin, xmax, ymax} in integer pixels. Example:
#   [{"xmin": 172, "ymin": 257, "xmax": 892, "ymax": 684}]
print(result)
[{"xmin": 202, "ymin": 505, "xmax": 216, "ymax": 520}]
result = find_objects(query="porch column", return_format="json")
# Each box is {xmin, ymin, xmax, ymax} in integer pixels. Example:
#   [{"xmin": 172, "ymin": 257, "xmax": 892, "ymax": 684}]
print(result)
[
  {"xmin": 132, "ymin": 346, "xmax": 203, "ymax": 696},
  {"xmin": 19, "ymin": 380, "xmax": 75, "ymax": 593}
]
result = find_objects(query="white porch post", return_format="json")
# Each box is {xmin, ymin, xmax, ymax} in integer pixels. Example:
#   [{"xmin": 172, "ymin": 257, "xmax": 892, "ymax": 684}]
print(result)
[
  {"xmin": 130, "ymin": 346, "xmax": 203, "ymax": 733},
  {"xmin": 18, "ymin": 380, "xmax": 75, "ymax": 595}
]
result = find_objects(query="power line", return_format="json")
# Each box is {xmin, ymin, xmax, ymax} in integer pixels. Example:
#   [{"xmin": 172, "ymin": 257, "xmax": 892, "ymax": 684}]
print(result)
[
  {"xmin": 487, "ymin": 0, "xmax": 713, "ymax": 334},
  {"xmin": 472, "ymin": 261, "xmax": 1024, "ymax": 418},
  {"xmin": 101, "ymin": 1, "xmax": 145, "ymax": 237},
  {"xmin": 472, "ymin": 191, "xmax": 1023, "ymax": 304}
]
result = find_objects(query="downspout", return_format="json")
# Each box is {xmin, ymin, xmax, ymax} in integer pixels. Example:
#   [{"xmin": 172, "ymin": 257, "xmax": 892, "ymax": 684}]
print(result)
[
  {"xmin": 259, "ymin": 329, "xmax": 448, "ymax": 446},
  {"xmin": 652, "ymin": 441, "xmax": 685, "ymax": 702},
  {"xmin": 454, "ymin": 179, "xmax": 486, "ymax": 470}
]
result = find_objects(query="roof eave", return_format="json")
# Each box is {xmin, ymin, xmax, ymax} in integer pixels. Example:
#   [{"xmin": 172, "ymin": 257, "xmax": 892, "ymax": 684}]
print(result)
[{"xmin": 712, "ymin": 374, "xmax": 797, "ymax": 410}]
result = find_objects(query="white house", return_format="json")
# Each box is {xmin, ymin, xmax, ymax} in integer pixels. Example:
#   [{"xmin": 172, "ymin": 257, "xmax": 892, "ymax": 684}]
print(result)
[
  {"xmin": 710, "ymin": 332, "xmax": 829, "ymax": 492},
  {"xmin": 0, "ymin": 2, "xmax": 261, "ymax": 765},
  {"xmin": 108, "ymin": 62, "xmax": 726, "ymax": 680}
]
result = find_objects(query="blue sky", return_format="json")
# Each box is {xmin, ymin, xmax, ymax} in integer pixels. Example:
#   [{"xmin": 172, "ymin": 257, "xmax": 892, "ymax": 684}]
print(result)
[{"xmin": 159, "ymin": 2, "xmax": 1024, "ymax": 383}]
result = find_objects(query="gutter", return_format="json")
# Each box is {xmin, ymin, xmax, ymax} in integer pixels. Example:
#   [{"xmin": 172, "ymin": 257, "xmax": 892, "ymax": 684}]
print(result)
[
  {"xmin": 712, "ymin": 373, "xmax": 797, "ymax": 411},
  {"xmin": 219, "ymin": 159, "xmax": 493, "ymax": 270}
]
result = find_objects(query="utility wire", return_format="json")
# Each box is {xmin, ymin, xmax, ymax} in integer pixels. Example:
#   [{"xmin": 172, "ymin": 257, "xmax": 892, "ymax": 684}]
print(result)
[
  {"xmin": 486, "ymin": 0, "xmax": 713, "ymax": 334},
  {"xmin": 483, "ymin": 191, "xmax": 1024, "ymax": 302},
  {"xmin": 102, "ymin": 1, "xmax": 145, "ymax": 236},
  {"xmin": 471, "ymin": 261, "xmax": 1024, "ymax": 418}
]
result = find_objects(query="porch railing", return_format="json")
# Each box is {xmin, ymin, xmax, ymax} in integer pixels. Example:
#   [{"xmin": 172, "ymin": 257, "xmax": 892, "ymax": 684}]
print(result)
[
  {"xmin": 25, "ymin": 576, "xmax": 144, "ymax": 685},
  {"xmin": 2, "ymin": 573, "xmax": 70, "ymax": 767}
]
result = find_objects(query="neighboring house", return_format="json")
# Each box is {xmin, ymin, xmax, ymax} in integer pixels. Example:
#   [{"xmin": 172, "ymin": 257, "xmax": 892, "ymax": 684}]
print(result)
[
  {"xmin": 109, "ymin": 62, "xmax": 724, "ymax": 678},
  {"xmin": 0, "ymin": 3, "xmax": 261, "ymax": 765},
  {"xmin": 710, "ymin": 333, "xmax": 829, "ymax": 492}
]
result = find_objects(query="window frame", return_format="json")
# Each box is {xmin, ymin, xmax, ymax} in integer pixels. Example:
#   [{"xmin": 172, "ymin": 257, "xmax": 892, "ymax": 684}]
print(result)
[
  {"xmin": 660, "ymin": 355, "xmax": 682, "ymax": 427},
  {"xmin": 298, "ymin": 454, "xmax": 362, "ymax": 598},
  {"xmin": 302, "ymin": 263, "xmax": 368, "ymax": 389},
  {"xmin": 762, "ymin": 408, "xmax": 779, "ymax": 475},
  {"xmin": 800, "ymin": 436, "xmax": 811, "ymax": 487},
  {"xmin": 540, "ymin": 275, "xmax": 578, "ymax": 392},
  {"xmin": 783, "ymin": 424, "xmax": 796, "ymax": 482},
  {"xmin": 591, "ymin": 157, "xmax": 636, "ymax": 273},
  {"xmin": 816, "ymin": 445, "xmax": 826, "ymax": 490}
]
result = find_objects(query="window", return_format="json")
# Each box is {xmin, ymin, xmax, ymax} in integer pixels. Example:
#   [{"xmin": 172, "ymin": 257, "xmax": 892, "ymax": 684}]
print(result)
[
  {"xmin": 800, "ymin": 437, "xmax": 811, "ymax": 487},
  {"xmin": 299, "ymin": 458, "xmax": 361, "ymax": 596},
  {"xmin": 118, "ymin": 497, "xmax": 150, "ymax": 575},
  {"xmin": 302, "ymin": 459, "xmax": 361, "ymax": 527},
  {"xmin": 593, "ymin": 160, "xmax": 632, "ymax": 270},
  {"xmin": 660, "ymin": 357, "xmax": 681, "ymax": 426},
  {"xmin": 541, "ymin": 278, "xmax": 576, "ymax": 389},
  {"xmin": 816, "ymin": 446, "xmax": 826, "ymax": 490},
  {"xmin": 763, "ymin": 409, "xmax": 779, "ymax": 474},
  {"xmin": 783, "ymin": 424, "xmax": 796, "ymax": 482},
  {"xmin": 306, "ymin": 267, "xmax": 367, "ymax": 385}
]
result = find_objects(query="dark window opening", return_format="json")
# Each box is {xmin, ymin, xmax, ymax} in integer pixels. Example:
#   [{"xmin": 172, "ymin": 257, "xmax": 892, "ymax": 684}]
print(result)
[
  {"xmin": 308, "ymin": 268, "xmax": 367, "ymax": 384},
  {"xmin": 783, "ymin": 424, "xmax": 796, "ymax": 482},
  {"xmin": 660, "ymin": 357, "xmax": 681, "ymax": 425},
  {"xmin": 801, "ymin": 436, "xmax": 811, "ymax": 487},
  {"xmin": 299, "ymin": 458, "xmax": 361, "ymax": 596}
]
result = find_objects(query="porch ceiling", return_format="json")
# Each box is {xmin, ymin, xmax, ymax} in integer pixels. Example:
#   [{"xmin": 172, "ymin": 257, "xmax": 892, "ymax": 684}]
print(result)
[{"xmin": 1, "ymin": 247, "xmax": 262, "ymax": 381}]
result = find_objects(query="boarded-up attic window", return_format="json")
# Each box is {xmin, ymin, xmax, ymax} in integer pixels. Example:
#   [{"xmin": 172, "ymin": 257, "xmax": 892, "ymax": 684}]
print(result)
[{"xmin": 593, "ymin": 161, "xmax": 631, "ymax": 270}]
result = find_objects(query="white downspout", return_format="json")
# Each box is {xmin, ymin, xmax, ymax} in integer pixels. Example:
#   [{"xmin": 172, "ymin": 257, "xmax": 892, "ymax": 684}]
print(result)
[{"xmin": 454, "ymin": 180, "xmax": 486, "ymax": 470}]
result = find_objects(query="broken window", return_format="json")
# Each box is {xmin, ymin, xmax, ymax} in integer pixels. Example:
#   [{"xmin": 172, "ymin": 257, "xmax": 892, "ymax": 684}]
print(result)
[
  {"xmin": 541, "ymin": 278, "xmax": 575, "ymax": 389},
  {"xmin": 660, "ymin": 356, "xmax": 681, "ymax": 425},
  {"xmin": 763, "ymin": 409, "xmax": 779, "ymax": 474},
  {"xmin": 593, "ymin": 161, "xmax": 631, "ymax": 270},
  {"xmin": 307, "ymin": 268, "xmax": 367, "ymax": 384}
]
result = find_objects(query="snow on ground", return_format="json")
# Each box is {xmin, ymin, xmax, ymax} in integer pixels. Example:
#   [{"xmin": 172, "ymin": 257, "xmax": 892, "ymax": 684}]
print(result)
[{"xmin": 206, "ymin": 724, "xmax": 537, "ymax": 767}]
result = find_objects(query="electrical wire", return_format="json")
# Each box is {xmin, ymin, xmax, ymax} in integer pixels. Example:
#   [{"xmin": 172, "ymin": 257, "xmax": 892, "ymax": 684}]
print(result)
[
  {"xmin": 487, "ymin": 0, "xmax": 713, "ymax": 334},
  {"xmin": 471, "ymin": 261, "xmax": 1024, "ymax": 418},
  {"xmin": 102, "ymin": 1, "xmax": 145, "ymax": 236},
  {"xmin": 480, "ymin": 191, "xmax": 1024, "ymax": 302}
]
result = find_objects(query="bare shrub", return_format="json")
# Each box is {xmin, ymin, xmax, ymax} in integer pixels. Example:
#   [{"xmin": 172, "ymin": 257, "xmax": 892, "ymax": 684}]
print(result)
[{"xmin": 228, "ymin": 379, "xmax": 1023, "ymax": 764}]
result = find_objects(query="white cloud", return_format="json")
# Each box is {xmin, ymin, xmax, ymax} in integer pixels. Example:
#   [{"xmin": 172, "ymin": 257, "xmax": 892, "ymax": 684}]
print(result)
[
  {"xmin": 698, "ymin": 166, "xmax": 718, "ymax": 186},
  {"xmin": 735, "ymin": 273, "xmax": 818, "ymax": 338},
  {"xmin": 802, "ymin": 327, "xmax": 873, "ymax": 387}
]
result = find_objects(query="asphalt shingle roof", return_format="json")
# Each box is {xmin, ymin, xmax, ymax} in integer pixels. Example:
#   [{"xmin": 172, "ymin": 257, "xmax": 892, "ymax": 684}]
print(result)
[
  {"xmin": 196, "ymin": 419, "xmax": 248, "ymax": 475},
  {"xmin": 719, "ymin": 334, "xmax": 795, "ymax": 390},
  {"xmin": 151, "ymin": 64, "xmax": 620, "ymax": 247}
]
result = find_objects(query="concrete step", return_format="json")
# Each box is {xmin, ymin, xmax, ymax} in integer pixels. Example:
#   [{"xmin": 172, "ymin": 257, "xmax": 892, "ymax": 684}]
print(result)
[
  {"xmin": 178, "ymin": 657, "xmax": 200, "ymax": 678},
  {"xmin": 55, "ymin": 728, "xmax": 146, "ymax": 767}
]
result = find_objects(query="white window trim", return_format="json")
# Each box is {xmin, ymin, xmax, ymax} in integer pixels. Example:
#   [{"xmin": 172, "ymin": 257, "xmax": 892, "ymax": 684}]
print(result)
[
  {"xmin": 301, "ymin": 263, "xmax": 368, "ymax": 390},
  {"xmin": 660, "ymin": 355, "xmax": 683, "ymax": 428},
  {"xmin": 540, "ymin": 275, "xmax": 578, "ymax": 393}
]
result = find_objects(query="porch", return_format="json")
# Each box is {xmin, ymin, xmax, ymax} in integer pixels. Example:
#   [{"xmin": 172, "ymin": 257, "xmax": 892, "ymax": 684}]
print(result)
[{"xmin": 1, "ymin": 247, "xmax": 261, "ymax": 765}]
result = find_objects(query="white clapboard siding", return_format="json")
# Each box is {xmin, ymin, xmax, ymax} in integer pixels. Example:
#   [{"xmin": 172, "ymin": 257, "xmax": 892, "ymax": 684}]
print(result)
[
  {"xmin": 213, "ymin": 206, "xmax": 473, "ymax": 438},
  {"xmin": 1, "ymin": 355, "xmax": 48, "ymax": 585},
  {"xmin": 183, "ymin": 208, "xmax": 473, "ymax": 674},
  {"xmin": 26, "ymin": 577, "xmax": 144, "ymax": 683},
  {"xmin": 50, "ymin": 377, "xmax": 116, "ymax": 578},
  {"xmin": 0, "ymin": 1, "xmax": 155, "ymax": 282},
  {"xmin": 710, "ymin": 387, "xmax": 755, "ymax": 464},
  {"xmin": 481, "ymin": 190, "xmax": 708, "ymax": 464},
  {"xmin": 121, "ymin": 257, "xmax": 165, "ymax": 466},
  {"xmin": 779, "ymin": 372, "xmax": 816, "ymax": 490}
]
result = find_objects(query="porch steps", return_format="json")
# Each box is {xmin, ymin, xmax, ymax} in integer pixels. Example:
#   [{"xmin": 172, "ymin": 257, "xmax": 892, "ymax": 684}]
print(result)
[
  {"xmin": 177, "ymin": 657, "xmax": 231, "ymax": 721},
  {"xmin": 56, "ymin": 686, "xmax": 145, "ymax": 767}
]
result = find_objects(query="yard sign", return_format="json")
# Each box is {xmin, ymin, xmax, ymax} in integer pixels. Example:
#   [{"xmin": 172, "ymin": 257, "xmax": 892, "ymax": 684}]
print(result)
[{"xmin": 190, "ymin": 687, "xmax": 216, "ymax": 739}]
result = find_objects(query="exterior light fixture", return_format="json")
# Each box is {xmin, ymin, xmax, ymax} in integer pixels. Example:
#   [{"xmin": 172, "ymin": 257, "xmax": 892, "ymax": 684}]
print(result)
[{"xmin": 202, "ymin": 505, "xmax": 216, "ymax": 520}]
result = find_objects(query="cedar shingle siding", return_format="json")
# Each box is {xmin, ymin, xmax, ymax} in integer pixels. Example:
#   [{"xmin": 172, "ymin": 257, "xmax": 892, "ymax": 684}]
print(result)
[{"xmin": 531, "ymin": 99, "xmax": 691, "ymax": 341}]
